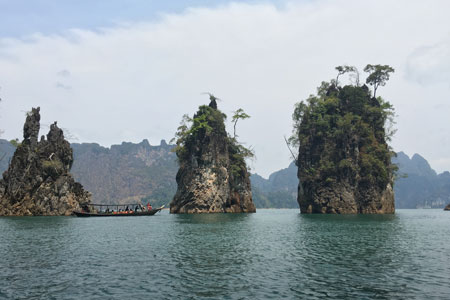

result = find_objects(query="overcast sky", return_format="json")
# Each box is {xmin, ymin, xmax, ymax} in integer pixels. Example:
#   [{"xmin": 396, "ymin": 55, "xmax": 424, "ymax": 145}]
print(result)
[{"xmin": 1, "ymin": 0, "xmax": 449, "ymax": 177}]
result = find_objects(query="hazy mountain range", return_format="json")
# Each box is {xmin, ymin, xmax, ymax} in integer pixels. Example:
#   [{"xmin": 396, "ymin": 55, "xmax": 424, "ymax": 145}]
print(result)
[
  {"xmin": 250, "ymin": 162, "xmax": 298, "ymax": 208},
  {"xmin": 0, "ymin": 139, "xmax": 448, "ymax": 208},
  {"xmin": 71, "ymin": 139, "xmax": 177, "ymax": 207},
  {"xmin": 392, "ymin": 152, "xmax": 450, "ymax": 208}
]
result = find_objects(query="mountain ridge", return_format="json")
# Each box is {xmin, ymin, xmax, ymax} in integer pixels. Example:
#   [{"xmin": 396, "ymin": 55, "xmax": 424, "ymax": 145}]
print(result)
[
  {"xmin": 69, "ymin": 138, "xmax": 177, "ymax": 206},
  {"xmin": 1, "ymin": 139, "xmax": 449, "ymax": 208}
]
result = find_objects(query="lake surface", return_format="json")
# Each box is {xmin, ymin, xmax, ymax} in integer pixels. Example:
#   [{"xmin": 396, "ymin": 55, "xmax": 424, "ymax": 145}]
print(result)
[{"xmin": 0, "ymin": 209, "xmax": 449, "ymax": 299}]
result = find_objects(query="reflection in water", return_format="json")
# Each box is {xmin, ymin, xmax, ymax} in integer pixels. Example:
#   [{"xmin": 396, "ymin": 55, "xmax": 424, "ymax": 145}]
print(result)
[
  {"xmin": 173, "ymin": 212, "xmax": 252, "ymax": 225},
  {"xmin": 168, "ymin": 213, "xmax": 255, "ymax": 298},
  {"xmin": 290, "ymin": 214, "xmax": 414, "ymax": 299}
]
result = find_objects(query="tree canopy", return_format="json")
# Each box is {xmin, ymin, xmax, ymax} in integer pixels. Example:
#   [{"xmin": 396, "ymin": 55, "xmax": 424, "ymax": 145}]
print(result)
[
  {"xmin": 364, "ymin": 64, "xmax": 395, "ymax": 97},
  {"xmin": 231, "ymin": 108, "xmax": 250, "ymax": 139},
  {"xmin": 335, "ymin": 65, "xmax": 359, "ymax": 86}
]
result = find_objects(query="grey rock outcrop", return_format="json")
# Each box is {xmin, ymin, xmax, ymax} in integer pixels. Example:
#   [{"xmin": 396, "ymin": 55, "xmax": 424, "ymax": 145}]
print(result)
[
  {"xmin": 170, "ymin": 99, "xmax": 255, "ymax": 213},
  {"xmin": 0, "ymin": 107, "xmax": 91, "ymax": 216}
]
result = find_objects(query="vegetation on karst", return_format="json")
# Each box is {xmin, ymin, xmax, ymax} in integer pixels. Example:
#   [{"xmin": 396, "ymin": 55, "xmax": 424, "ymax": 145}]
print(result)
[
  {"xmin": 289, "ymin": 64, "xmax": 397, "ymax": 189},
  {"xmin": 172, "ymin": 95, "xmax": 253, "ymax": 180}
]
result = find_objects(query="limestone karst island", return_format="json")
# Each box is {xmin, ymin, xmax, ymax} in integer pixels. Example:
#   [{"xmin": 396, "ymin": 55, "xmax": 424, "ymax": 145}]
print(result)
[
  {"xmin": 291, "ymin": 65, "xmax": 396, "ymax": 214},
  {"xmin": 1, "ymin": 65, "xmax": 450, "ymax": 216},
  {"xmin": 0, "ymin": 107, "xmax": 91, "ymax": 216},
  {"xmin": 170, "ymin": 96, "xmax": 256, "ymax": 213},
  {"xmin": 2, "ymin": 2, "xmax": 450, "ymax": 299}
]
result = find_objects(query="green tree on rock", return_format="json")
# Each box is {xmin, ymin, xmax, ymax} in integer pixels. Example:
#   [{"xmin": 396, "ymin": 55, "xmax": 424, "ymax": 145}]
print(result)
[
  {"xmin": 335, "ymin": 65, "xmax": 359, "ymax": 86},
  {"xmin": 364, "ymin": 64, "xmax": 395, "ymax": 98},
  {"xmin": 231, "ymin": 108, "xmax": 250, "ymax": 139}
]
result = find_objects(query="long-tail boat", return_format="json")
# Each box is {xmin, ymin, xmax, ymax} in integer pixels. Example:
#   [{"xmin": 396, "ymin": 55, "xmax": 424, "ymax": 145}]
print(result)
[{"xmin": 73, "ymin": 203, "xmax": 164, "ymax": 217}]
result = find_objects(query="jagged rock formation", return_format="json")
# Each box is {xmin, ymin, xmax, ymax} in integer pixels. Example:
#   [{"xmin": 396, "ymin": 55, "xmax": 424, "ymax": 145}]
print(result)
[
  {"xmin": 294, "ymin": 83, "xmax": 395, "ymax": 214},
  {"xmin": 3, "ymin": 131, "xmax": 450, "ymax": 209},
  {"xmin": 0, "ymin": 107, "xmax": 90, "ymax": 216},
  {"xmin": 170, "ymin": 99, "xmax": 255, "ymax": 213}
]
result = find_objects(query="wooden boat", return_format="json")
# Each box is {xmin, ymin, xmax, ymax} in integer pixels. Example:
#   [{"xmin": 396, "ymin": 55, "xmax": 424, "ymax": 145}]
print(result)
[{"xmin": 74, "ymin": 203, "xmax": 164, "ymax": 217}]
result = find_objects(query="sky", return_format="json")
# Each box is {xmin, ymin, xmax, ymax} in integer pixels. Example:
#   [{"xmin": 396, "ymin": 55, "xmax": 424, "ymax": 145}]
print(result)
[{"xmin": 0, "ymin": 0, "xmax": 449, "ymax": 177}]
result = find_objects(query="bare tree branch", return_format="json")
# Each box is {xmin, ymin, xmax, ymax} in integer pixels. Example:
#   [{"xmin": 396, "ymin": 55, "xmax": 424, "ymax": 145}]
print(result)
[{"xmin": 284, "ymin": 135, "xmax": 298, "ymax": 166}]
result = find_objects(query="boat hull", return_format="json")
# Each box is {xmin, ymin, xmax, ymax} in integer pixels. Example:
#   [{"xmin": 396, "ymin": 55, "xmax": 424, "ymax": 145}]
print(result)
[{"xmin": 73, "ymin": 208, "xmax": 162, "ymax": 217}]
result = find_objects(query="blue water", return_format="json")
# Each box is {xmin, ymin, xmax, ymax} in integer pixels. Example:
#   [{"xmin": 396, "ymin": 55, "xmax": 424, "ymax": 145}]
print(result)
[{"xmin": 0, "ymin": 209, "xmax": 449, "ymax": 299}]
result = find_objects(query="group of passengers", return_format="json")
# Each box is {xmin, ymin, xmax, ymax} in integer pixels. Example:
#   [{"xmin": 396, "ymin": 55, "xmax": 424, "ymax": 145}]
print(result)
[{"xmin": 100, "ymin": 203, "xmax": 153, "ymax": 214}]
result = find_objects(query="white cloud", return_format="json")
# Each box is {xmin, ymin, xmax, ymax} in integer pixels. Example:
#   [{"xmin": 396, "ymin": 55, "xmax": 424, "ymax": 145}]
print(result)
[
  {"xmin": 55, "ymin": 82, "xmax": 72, "ymax": 90},
  {"xmin": 57, "ymin": 69, "xmax": 71, "ymax": 77},
  {"xmin": 405, "ymin": 39, "xmax": 450, "ymax": 85},
  {"xmin": 1, "ymin": 0, "xmax": 450, "ymax": 176}
]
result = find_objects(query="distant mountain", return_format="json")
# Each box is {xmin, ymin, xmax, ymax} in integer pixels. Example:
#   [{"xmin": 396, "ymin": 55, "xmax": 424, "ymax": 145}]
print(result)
[
  {"xmin": 70, "ymin": 139, "xmax": 177, "ymax": 207},
  {"xmin": 1, "ymin": 139, "xmax": 450, "ymax": 208},
  {"xmin": 253, "ymin": 153, "xmax": 450, "ymax": 209},
  {"xmin": 251, "ymin": 162, "xmax": 298, "ymax": 208},
  {"xmin": 0, "ymin": 139, "xmax": 178, "ymax": 207},
  {"xmin": 0, "ymin": 140, "xmax": 15, "ymax": 174},
  {"xmin": 392, "ymin": 152, "xmax": 450, "ymax": 208}
]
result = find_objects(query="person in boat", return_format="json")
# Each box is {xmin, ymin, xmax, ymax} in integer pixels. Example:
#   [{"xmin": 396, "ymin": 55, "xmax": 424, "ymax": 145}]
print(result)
[
  {"xmin": 134, "ymin": 205, "xmax": 139, "ymax": 212},
  {"xmin": 147, "ymin": 203, "xmax": 152, "ymax": 211},
  {"xmin": 125, "ymin": 206, "xmax": 129, "ymax": 212},
  {"xmin": 82, "ymin": 204, "xmax": 90, "ymax": 213}
]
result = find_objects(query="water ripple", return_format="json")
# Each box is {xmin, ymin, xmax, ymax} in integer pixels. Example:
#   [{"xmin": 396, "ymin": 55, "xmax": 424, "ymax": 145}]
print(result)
[{"xmin": 0, "ymin": 210, "xmax": 449, "ymax": 299}]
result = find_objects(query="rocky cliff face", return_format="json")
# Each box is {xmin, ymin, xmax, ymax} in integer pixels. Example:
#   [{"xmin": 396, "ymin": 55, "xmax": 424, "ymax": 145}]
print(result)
[
  {"xmin": 294, "ymin": 83, "xmax": 395, "ymax": 214},
  {"xmin": 0, "ymin": 107, "xmax": 91, "ymax": 216},
  {"xmin": 70, "ymin": 139, "xmax": 177, "ymax": 206},
  {"xmin": 170, "ymin": 99, "xmax": 255, "ymax": 213},
  {"xmin": 3, "ymin": 131, "xmax": 449, "ymax": 210}
]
